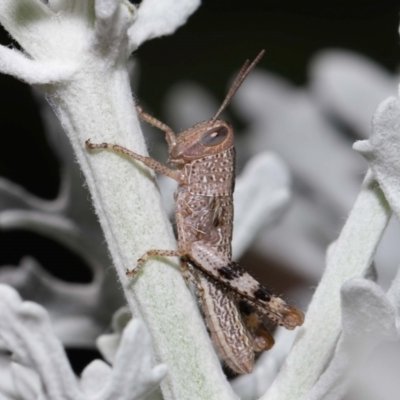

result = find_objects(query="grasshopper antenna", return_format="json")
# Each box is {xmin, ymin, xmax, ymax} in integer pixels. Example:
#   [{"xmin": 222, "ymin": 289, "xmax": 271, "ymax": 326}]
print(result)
[{"xmin": 211, "ymin": 49, "xmax": 265, "ymax": 124}]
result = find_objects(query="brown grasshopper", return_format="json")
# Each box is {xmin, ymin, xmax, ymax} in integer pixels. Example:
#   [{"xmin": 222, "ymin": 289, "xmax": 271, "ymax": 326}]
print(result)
[{"xmin": 86, "ymin": 50, "xmax": 304, "ymax": 374}]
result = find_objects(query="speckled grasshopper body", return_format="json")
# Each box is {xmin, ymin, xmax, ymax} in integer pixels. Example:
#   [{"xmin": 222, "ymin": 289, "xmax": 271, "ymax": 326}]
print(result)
[{"xmin": 86, "ymin": 51, "xmax": 304, "ymax": 374}]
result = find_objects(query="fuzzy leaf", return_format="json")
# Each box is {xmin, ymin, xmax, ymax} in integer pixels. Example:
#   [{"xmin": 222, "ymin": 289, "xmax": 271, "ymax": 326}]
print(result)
[
  {"xmin": 80, "ymin": 360, "xmax": 112, "ymax": 396},
  {"xmin": 263, "ymin": 172, "xmax": 391, "ymax": 400},
  {"xmin": 128, "ymin": 0, "xmax": 200, "ymax": 50},
  {"xmin": 0, "ymin": 45, "xmax": 76, "ymax": 84},
  {"xmin": 354, "ymin": 97, "xmax": 400, "ymax": 221},
  {"xmin": 0, "ymin": 285, "xmax": 83, "ymax": 400},
  {"xmin": 11, "ymin": 362, "xmax": 43, "ymax": 400},
  {"xmin": 301, "ymin": 279, "xmax": 398, "ymax": 400},
  {"xmin": 233, "ymin": 152, "xmax": 290, "ymax": 259},
  {"xmin": 232, "ymin": 328, "xmax": 296, "ymax": 400},
  {"xmin": 310, "ymin": 50, "xmax": 397, "ymax": 138},
  {"xmin": 94, "ymin": 0, "xmax": 137, "ymax": 57},
  {"xmin": 98, "ymin": 319, "xmax": 168, "ymax": 400}
]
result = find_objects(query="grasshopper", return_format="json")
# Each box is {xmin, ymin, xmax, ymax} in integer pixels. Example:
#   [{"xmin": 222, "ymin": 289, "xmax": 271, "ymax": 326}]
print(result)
[{"xmin": 86, "ymin": 50, "xmax": 304, "ymax": 374}]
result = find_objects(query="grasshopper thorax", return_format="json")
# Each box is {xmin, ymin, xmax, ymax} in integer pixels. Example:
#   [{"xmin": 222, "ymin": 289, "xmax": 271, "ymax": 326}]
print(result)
[{"xmin": 168, "ymin": 120, "xmax": 233, "ymax": 168}]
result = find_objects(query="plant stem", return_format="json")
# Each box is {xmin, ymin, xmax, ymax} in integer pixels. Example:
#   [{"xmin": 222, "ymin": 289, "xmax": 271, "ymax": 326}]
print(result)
[
  {"xmin": 44, "ymin": 66, "xmax": 235, "ymax": 400},
  {"xmin": 262, "ymin": 171, "xmax": 391, "ymax": 400}
]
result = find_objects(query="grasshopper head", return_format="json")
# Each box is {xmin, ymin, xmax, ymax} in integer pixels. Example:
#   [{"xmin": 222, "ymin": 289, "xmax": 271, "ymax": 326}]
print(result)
[
  {"xmin": 168, "ymin": 120, "xmax": 234, "ymax": 167},
  {"xmin": 167, "ymin": 50, "xmax": 264, "ymax": 168}
]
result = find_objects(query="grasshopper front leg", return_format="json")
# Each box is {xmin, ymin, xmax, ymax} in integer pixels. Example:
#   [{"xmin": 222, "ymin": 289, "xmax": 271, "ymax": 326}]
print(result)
[
  {"xmin": 85, "ymin": 140, "xmax": 189, "ymax": 275},
  {"xmin": 85, "ymin": 139, "xmax": 183, "ymax": 183},
  {"xmin": 135, "ymin": 105, "xmax": 177, "ymax": 150}
]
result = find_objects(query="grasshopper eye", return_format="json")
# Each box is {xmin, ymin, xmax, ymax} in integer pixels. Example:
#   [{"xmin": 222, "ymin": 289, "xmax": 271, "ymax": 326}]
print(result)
[{"xmin": 201, "ymin": 127, "xmax": 229, "ymax": 146}]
